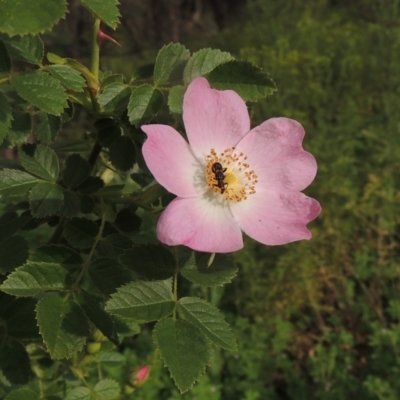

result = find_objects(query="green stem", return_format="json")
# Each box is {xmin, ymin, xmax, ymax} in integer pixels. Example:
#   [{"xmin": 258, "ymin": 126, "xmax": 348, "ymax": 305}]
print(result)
[
  {"xmin": 0, "ymin": 77, "xmax": 10, "ymax": 85},
  {"xmin": 48, "ymin": 217, "xmax": 66, "ymax": 245},
  {"xmin": 90, "ymin": 17, "xmax": 101, "ymax": 79}
]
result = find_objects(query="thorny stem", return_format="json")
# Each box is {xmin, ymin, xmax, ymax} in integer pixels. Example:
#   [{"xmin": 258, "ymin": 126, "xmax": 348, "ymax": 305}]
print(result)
[
  {"xmin": 173, "ymin": 247, "xmax": 180, "ymax": 320},
  {"xmin": 90, "ymin": 17, "xmax": 101, "ymax": 80}
]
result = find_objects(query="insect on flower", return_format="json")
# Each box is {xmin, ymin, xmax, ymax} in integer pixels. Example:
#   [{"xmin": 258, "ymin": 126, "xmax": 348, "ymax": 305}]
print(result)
[{"xmin": 141, "ymin": 77, "xmax": 321, "ymax": 253}]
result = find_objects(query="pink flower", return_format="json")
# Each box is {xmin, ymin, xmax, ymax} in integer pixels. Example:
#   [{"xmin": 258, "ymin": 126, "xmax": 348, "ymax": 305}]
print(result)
[{"xmin": 142, "ymin": 78, "xmax": 321, "ymax": 253}]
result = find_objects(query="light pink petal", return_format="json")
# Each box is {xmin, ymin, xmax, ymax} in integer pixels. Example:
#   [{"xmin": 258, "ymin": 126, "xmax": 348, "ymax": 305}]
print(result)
[
  {"xmin": 236, "ymin": 118, "xmax": 317, "ymax": 192},
  {"xmin": 230, "ymin": 189, "xmax": 321, "ymax": 245},
  {"xmin": 142, "ymin": 124, "xmax": 201, "ymax": 197},
  {"xmin": 183, "ymin": 77, "xmax": 250, "ymax": 159},
  {"xmin": 157, "ymin": 196, "xmax": 243, "ymax": 252}
]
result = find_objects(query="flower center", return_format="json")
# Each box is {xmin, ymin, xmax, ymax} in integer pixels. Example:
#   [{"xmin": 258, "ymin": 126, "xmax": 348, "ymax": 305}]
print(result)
[{"xmin": 205, "ymin": 148, "xmax": 258, "ymax": 202}]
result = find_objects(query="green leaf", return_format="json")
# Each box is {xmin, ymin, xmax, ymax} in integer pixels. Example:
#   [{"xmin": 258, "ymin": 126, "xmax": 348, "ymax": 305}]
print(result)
[
  {"xmin": 8, "ymin": 111, "xmax": 31, "ymax": 145},
  {"xmin": 19, "ymin": 143, "xmax": 59, "ymax": 181},
  {"xmin": 132, "ymin": 63, "xmax": 154, "ymax": 81},
  {"xmin": 75, "ymin": 292, "xmax": 119, "ymax": 346},
  {"xmin": 5, "ymin": 388, "xmax": 39, "ymax": 400},
  {"xmin": 36, "ymin": 297, "xmax": 89, "ymax": 359},
  {"xmin": 11, "ymin": 70, "xmax": 68, "ymax": 115},
  {"xmin": 114, "ymin": 208, "xmax": 141, "ymax": 233},
  {"xmin": 79, "ymin": 0, "xmax": 120, "ymax": 29},
  {"xmin": 119, "ymin": 244, "xmax": 175, "ymax": 280},
  {"xmin": 184, "ymin": 48, "xmax": 233, "ymax": 84},
  {"xmin": 65, "ymin": 387, "xmax": 91, "ymax": 400},
  {"xmin": 0, "ymin": 91, "xmax": 12, "ymax": 145},
  {"xmin": 64, "ymin": 217, "xmax": 99, "ymax": 249},
  {"xmin": 93, "ymin": 378, "xmax": 120, "ymax": 400},
  {"xmin": 181, "ymin": 252, "xmax": 238, "ymax": 286},
  {"xmin": 48, "ymin": 64, "xmax": 86, "ymax": 92},
  {"xmin": 35, "ymin": 113, "xmax": 61, "ymax": 144},
  {"xmin": 0, "ymin": 40, "xmax": 11, "ymax": 72},
  {"xmin": 154, "ymin": 43, "xmax": 190, "ymax": 85},
  {"xmin": 101, "ymin": 74, "xmax": 124, "ymax": 89},
  {"xmin": 98, "ymin": 83, "xmax": 131, "ymax": 114},
  {"xmin": 0, "ymin": 0, "xmax": 67, "ymax": 36},
  {"xmin": 3, "ymin": 35, "xmax": 43, "ymax": 64},
  {"xmin": 0, "ymin": 212, "xmax": 30, "ymax": 240},
  {"xmin": 0, "ymin": 236, "xmax": 29, "ymax": 274},
  {"xmin": 29, "ymin": 244, "xmax": 82, "ymax": 268},
  {"xmin": 0, "ymin": 294, "xmax": 40, "ymax": 340},
  {"xmin": 154, "ymin": 318, "xmax": 212, "ymax": 393},
  {"xmin": 89, "ymin": 257, "xmax": 131, "ymax": 296},
  {"xmin": 97, "ymin": 123, "xmax": 121, "ymax": 148},
  {"xmin": 207, "ymin": 60, "xmax": 277, "ymax": 101},
  {"xmin": 0, "ymin": 261, "xmax": 70, "ymax": 296},
  {"xmin": 77, "ymin": 176, "xmax": 104, "ymax": 194},
  {"xmin": 168, "ymin": 85, "xmax": 185, "ymax": 114},
  {"xmin": 30, "ymin": 181, "xmax": 63, "ymax": 218},
  {"xmin": 109, "ymin": 136, "xmax": 136, "ymax": 171},
  {"xmin": 105, "ymin": 280, "xmax": 175, "ymax": 321},
  {"xmin": 178, "ymin": 297, "xmax": 237, "ymax": 351},
  {"xmin": 63, "ymin": 154, "xmax": 91, "ymax": 188},
  {"xmin": 0, "ymin": 340, "xmax": 31, "ymax": 384},
  {"xmin": 0, "ymin": 169, "xmax": 40, "ymax": 197},
  {"xmin": 127, "ymin": 84, "xmax": 163, "ymax": 126},
  {"xmin": 59, "ymin": 189, "xmax": 81, "ymax": 217},
  {"xmin": 97, "ymin": 233, "xmax": 134, "ymax": 259}
]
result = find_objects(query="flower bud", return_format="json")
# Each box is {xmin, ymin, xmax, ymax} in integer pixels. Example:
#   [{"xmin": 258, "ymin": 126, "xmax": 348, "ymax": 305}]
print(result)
[{"xmin": 130, "ymin": 365, "xmax": 150, "ymax": 387}]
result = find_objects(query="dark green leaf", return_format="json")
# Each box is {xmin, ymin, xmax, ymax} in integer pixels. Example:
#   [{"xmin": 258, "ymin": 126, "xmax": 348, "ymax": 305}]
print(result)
[
  {"xmin": 97, "ymin": 233, "xmax": 133, "ymax": 259},
  {"xmin": 100, "ymin": 74, "xmax": 124, "ymax": 89},
  {"xmin": 184, "ymin": 48, "xmax": 233, "ymax": 84},
  {"xmin": 36, "ymin": 297, "xmax": 89, "ymax": 359},
  {"xmin": 0, "ymin": 169, "xmax": 40, "ymax": 197},
  {"xmin": 63, "ymin": 154, "xmax": 91, "ymax": 188},
  {"xmin": 8, "ymin": 112, "xmax": 31, "ymax": 146},
  {"xmin": 0, "ymin": 91, "xmax": 12, "ymax": 144},
  {"xmin": 50, "ymin": 139, "xmax": 90, "ymax": 153},
  {"xmin": 79, "ymin": 0, "xmax": 120, "ymax": 29},
  {"xmin": 0, "ymin": 340, "xmax": 31, "ymax": 384},
  {"xmin": 89, "ymin": 257, "xmax": 132, "ymax": 296},
  {"xmin": 97, "ymin": 124, "xmax": 121, "ymax": 148},
  {"xmin": 0, "ymin": 0, "xmax": 67, "ymax": 36},
  {"xmin": 127, "ymin": 84, "xmax": 163, "ymax": 126},
  {"xmin": 168, "ymin": 85, "xmax": 185, "ymax": 114},
  {"xmin": 109, "ymin": 136, "xmax": 136, "ymax": 171},
  {"xmin": 0, "ymin": 294, "xmax": 40, "ymax": 340},
  {"xmin": 0, "ymin": 261, "xmax": 70, "ymax": 296},
  {"xmin": 132, "ymin": 63, "xmax": 154, "ymax": 81},
  {"xmin": 0, "ymin": 235, "xmax": 29, "ymax": 274},
  {"xmin": 119, "ymin": 244, "xmax": 175, "ymax": 280},
  {"xmin": 181, "ymin": 252, "xmax": 238, "ymax": 286},
  {"xmin": 0, "ymin": 40, "xmax": 11, "ymax": 72},
  {"xmin": 154, "ymin": 318, "xmax": 212, "ymax": 393},
  {"xmin": 207, "ymin": 60, "xmax": 277, "ymax": 101},
  {"xmin": 77, "ymin": 176, "xmax": 104, "ymax": 194},
  {"xmin": 154, "ymin": 43, "xmax": 190, "ymax": 85},
  {"xmin": 75, "ymin": 292, "xmax": 119, "ymax": 346},
  {"xmin": 29, "ymin": 182, "xmax": 63, "ymax": 218},
  {"xmin": 4, "ymin": 388, "xmax": 39, "ymax": 400},
  {"xmin": 114, "ymin": 208, "xmax": 141, "ymax": 233},
  {"xmin": 19, "ymin": 143, "xmax": 59, "ymax": 181},
  {"xmin": 80, "ymin": 195, "xmax": 95, "ymax": 214},
  {"xmin": 35, "ymin": 113, "xmax": 62, "ymax": 144},
  {"xmin": 64, "ymin": 217, "xmax": 99, "ymax": 249},
  {"xmin": 105, "ymin": 280, "xmax": 175, "ymax": 321},
  {"xmin": 3, "ymin": 34, "xmax": 43, "ymax": 64},
  {"xmin": 178, "ymin": 297, "xmax": 237, "ymax": 351},
  {"xmin": 98, "ymin": 83, "xmax": 131, "ymax": 114},
  {"xmin": 93, "ymin": 378, "xmax": 120, "ymax": 400},
  {"xmin": 12, "ymin": 70, "xmax": 68, "ymax": 115},
  {"xmin": 65, "ymin": 387, "xmax": 91, "ymax": 400},
  {"xmin": 59, "ymin": 190, "xmax": 81, "ymax": 217},
  {"xmin": 29, "ymin": 244, "xmax": 82, "ymax": 268},
  {"xmin": 48, "ymin": 64, "xmax": 86, "ymax": 92},
  {"xmin": 0, "ymin": 212, "xmax": 30, "ymax": 240}
]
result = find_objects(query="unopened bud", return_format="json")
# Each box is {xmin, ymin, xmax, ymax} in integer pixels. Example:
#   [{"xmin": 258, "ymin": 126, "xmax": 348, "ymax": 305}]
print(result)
[{"xmin": 130, "ymin": 365, "xmax": 150, "ymax": 387}]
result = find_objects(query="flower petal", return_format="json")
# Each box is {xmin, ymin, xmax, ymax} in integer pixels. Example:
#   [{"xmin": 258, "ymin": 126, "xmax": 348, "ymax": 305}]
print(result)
[
  {"xmin": 230, "ymin": 189, "xmax": 321, "ymax": 245},
  {"xmin": 183, "ymin": 77, "xmax": 250, "ymax": 159},
  {"xmin": 142, "ymin": 124, "xmax": 201, "ymax": 197},
  {"xmin": 157, "ymin": 196, "xmax": 243, "ymax": 252},
  {"xmin": 236, "ymin": 118, "xmax": 317, "ymax": 192}
]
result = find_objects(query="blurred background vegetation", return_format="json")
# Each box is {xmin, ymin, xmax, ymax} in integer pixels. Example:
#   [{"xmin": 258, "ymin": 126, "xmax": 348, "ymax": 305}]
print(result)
[{"xmin": 43, "ymin": 0, "xmax": 400, "ymax": 398}]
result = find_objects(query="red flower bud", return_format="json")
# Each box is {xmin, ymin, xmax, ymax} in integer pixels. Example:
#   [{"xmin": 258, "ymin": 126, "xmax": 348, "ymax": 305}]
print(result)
[{"xmin": 130, "ymin": 365, "xmax": 150, "ymax": 387}]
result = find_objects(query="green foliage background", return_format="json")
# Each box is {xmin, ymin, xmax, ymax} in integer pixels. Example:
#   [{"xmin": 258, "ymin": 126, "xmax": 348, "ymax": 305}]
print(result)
[{"xmin": 2, "ymin": 0, "xmax": 400, "ymax": 399}]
